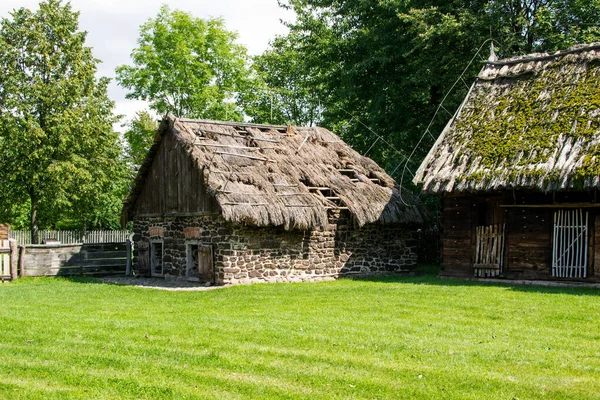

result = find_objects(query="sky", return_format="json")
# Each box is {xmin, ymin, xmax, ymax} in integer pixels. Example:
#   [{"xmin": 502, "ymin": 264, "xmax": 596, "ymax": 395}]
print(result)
[{"xmin": 0, "ymin": 0, "xmax": 293, "ymax": 130}]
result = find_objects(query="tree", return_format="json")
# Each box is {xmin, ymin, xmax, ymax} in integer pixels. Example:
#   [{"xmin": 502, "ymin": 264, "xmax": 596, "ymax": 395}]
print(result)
[
  {"xmin": 241, "ymin": 33, "xmax": 325, "ymax": 126},
  {"xmin": 123, "ymin": 110, "xmax": 158, "ymax": 169},
  {"xmin": 488, "ymin": 0, "xmax": 600, "ymax": 54},
  {"xmin": 116, "ymin": 5, "xmax": 252, "ymax": 121},
  {"xmin": 0, "ymin": 0, "xmax": 126, "ymax": 242}
]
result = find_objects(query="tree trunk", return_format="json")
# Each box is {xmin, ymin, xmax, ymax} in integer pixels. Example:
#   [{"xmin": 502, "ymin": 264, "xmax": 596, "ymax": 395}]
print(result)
[{"xmin": 30, "ymin": 196, "xmax": 39, "ymax": 245}]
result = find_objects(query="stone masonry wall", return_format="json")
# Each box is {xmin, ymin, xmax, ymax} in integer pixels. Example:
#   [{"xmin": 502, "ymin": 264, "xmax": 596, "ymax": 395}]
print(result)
[{"xmin": 133, "ymin": 212, "xmax": 418, "ymax": 285}]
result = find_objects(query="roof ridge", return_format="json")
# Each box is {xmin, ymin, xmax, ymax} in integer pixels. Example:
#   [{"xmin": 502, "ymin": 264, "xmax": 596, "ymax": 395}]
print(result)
[
  {"xmin": 171, "ymin": 115, "xmax": 290, "ymax": 130},
  {"xmin": 486, "ymin": 42, "xmax": 600, "ymax": 67}
]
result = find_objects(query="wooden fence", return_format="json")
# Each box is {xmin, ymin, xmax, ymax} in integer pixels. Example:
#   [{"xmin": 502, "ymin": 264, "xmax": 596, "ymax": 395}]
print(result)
[
  {"xmin": 9, "ymin": 230, "xmax": 131, "ymax": 245},
  {"xmin": 0, "ymin": 239, "xmax": 18, "ymax": 280},
  {"xmin": 20, "ymin": 242, "xmax": 131, "ymax": 277}
]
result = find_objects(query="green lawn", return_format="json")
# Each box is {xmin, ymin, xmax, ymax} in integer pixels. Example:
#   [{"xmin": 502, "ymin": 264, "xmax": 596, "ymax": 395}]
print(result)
[{"xmin": 0, "ymin": 271, "xmax": 598, "ymax": 399}]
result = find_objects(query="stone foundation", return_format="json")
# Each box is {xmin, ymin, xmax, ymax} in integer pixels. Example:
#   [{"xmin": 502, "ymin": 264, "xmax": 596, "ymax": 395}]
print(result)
[{"xmin": 133, "ymin": 212, "xmax": 418, "ymax": 285}]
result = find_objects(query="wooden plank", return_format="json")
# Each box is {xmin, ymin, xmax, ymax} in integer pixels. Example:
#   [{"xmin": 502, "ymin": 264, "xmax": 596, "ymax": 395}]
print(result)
[
  {"xmin": 126, "ymin": 239, "xmax": 132, "ymax": 277},
  {"xmin": 215, "ymin": 151, "xmax": 277, "ymax": 163},
  {"xmin": 595, "ymin": 213, "xmax": 600, "ymax": 276},
  {"xmin": 9, "ymin": 239, "xmax": 17, "ymax": 280},
  {"xmin": 501, "ymin": 203, "xmax": 600, "ymax": 208},
  {"xmin": 198, "ymin": 245, "xmax": 213, "ymax": 282},
  {"xmin": 18, "ymin": 246, "xmax": 25, "ymax": 277},
  {"xmin": 195, "ymin": 143, "xmax": 262, "ymax": 151},
  {"xmin": 166, "ymin": 137, "xmax": 179, "ymax": 213}
]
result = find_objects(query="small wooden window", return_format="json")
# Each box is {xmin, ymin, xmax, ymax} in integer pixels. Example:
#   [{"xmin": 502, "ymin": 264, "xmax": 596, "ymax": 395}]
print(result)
[
  {"xmin": 552, "ymin": 209, "xmax": 588, "ymax": 278},
  {"xmin": 186, "ymin": 242, "xmax": 213, "ymax": 282},
  {"xmin": 150, "ymin": 240, "xmax": 164, "ymax": 277}
]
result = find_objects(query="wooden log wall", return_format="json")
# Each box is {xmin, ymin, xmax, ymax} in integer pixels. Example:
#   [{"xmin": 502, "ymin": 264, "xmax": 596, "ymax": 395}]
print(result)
[
  {"xmin": 133, "ymin": 132, "xmax": 218, "ymax": 215},
  {"xmin": 441, "ymin": 195, "xmax": 473, "ymax": 277},
  {"xmin": 20, "ymin": 243, "xmax": 128, "ymax": 277},
  {"xmin": 504, "ymin": 207, "xmax": 553, "ymax": 278},
  {"xmin": 0, "ymin": 224, "xmax": 8, "ymax": 240}
]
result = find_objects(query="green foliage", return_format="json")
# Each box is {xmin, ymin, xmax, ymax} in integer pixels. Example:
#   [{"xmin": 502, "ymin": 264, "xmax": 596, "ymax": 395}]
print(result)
[
  {"xmin": 116, "ymin": 6, "xmax": 252, "ymax": 121},
  {"xmin": 0, "ymin": 0, "xmax": 128, "ymax": 233},
  {"xmin": 241, "ymin": 33, "xmax": 325, "ymax": 126},
  {"xmin": 123, "ymin": 110, "xmax": 158, "ymax": 168},
  {"xmin": 0, "ymin": 277, "xmax": 599, "ymax": 398},
  {"xmin": 488, "ymin": 0, "xmax": 600, "ymax": 55}
]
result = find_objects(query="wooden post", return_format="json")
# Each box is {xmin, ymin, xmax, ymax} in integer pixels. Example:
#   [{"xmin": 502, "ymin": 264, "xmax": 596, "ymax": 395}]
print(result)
[
  {"xmin": 125, "ymin": 239, "xmax": 132, "ymax": 276},
  {"xmin": 18, "ymin": 245, "xmax": 25, "ymax": 277},
  {"xmin": 9, "ymin": 239, "xmax": 17, "ymax": 280}
]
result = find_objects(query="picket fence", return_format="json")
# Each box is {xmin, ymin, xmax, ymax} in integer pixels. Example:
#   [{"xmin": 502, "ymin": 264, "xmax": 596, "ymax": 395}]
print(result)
[{"xmin": 10, "ymin": 230, "xmax": 131, "ymax": 245}]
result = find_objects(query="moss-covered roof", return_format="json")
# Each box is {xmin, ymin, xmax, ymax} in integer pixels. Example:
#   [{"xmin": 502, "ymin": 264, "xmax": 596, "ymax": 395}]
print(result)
[{"xmin": 414, "ymin": 42, "xmax": 600, "ymax": 193}]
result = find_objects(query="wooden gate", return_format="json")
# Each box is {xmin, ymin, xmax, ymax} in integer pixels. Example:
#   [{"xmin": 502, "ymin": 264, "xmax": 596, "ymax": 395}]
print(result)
[
  {"xmin": 0, "ymin": 240, "xmax": 10, "ymax": 279},
  {"xmin": 473, "ymin": 224, "xmax": 505, "ymax": 277},
  {"xmin": 552, "ymin": 209, "xmax": 588, "ymax": 278}
]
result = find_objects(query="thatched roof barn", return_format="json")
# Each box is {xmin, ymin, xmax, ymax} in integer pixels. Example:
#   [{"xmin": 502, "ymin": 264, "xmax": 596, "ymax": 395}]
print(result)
[
  {"xmin": 414, "ymin": 43, "xmax": 600, "ymax": 282},
  {"xmin": 124, "ymin": 115, "xmax": 425, "ymax": 285},
  {"xmin": 124, "ymin": 115, "xmax": 424, "ymax": 230},
  {"xmin": 415, "ymin": 42, "xmax": 600, "ymax": 193}
]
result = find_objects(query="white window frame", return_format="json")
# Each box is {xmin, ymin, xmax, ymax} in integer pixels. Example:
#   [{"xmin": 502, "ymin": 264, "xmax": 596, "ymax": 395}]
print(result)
[{"xmin": 150, "ymin": 240, "xmax": 164, "ymax": 277}]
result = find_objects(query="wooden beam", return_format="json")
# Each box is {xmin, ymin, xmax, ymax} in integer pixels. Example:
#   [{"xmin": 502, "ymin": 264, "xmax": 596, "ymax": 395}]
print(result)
[
  {"xmin": 296, "ymin": 134, "xmax": 310, "ymax": 154},
  {"xmin": 178, "ymin": 118, "xmax": 287, "ymax": 131},
  {"xmin": 9, "ymin": 239, "xmax": 17, "ymax": 280},
  {"xmin": 221, "ymin": 202, "xmax": 268, "ymax": 206},
  {"xmin": 18, "ymin": 245, "xmax": 25, "ymax": 278},
  {"xmin": 199, "ymin": 129, "xmax": 281, "ymax": 143},
  {"xmin": 215, "ymin": 151, "xmax": 277, "ymax": 163},
  {"xmin": 195, "ymin": 144, "xmax": 260, "ymax": 151},
  {"xmin": 501, "ymin": 203, "xmax": 600, "ymax": 208}
]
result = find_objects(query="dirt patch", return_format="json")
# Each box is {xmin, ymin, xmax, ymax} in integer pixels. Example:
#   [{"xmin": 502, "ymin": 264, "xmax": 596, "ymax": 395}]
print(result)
[{"xmin": 98, "ymin": 276, "xmax": 225, "ymax": 291}]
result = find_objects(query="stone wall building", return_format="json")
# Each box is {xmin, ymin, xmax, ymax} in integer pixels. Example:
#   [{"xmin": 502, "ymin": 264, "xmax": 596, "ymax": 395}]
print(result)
[{"xmin": 122, "ymin": 116, "xmax": 425, "ymax": 285}]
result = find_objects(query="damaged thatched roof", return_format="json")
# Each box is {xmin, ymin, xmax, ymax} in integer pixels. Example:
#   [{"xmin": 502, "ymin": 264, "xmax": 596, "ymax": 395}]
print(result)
[
  {"xmin": 414, "ymin": 42, "xmax": 600, "ymax": 193},
  {"xmin": 123, "ymin": 115, "xmax": 425, "ymax": 230}
]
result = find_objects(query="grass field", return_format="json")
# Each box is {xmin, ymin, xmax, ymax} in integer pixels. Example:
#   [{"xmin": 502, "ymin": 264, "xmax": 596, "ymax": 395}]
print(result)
[{"xmin": 0, "ymin": 270, "xmax": 598, "ymax": 399}]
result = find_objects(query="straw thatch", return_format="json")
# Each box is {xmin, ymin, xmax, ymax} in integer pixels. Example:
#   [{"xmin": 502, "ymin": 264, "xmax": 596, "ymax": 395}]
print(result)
[
  {"xmin": 123, "ymin": 115, "xmax": 425, "ymax": 230},
  {"xmin": 414, "ymin": 42, "xmax": 600, "ymax": 193}
]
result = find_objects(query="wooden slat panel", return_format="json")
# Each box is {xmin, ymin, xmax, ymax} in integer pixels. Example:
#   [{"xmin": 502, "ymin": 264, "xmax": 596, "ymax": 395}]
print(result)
[
  {"xmin": 198, "ymin": 245, "xmax": 213, "ymax": 282},
  {"xmin": 441, "ymin": 194, "xmax": 472, "ymax": 275},
  {"xmin": 594, "ymin": 213, "xmax": 600, "ymax": 276}
]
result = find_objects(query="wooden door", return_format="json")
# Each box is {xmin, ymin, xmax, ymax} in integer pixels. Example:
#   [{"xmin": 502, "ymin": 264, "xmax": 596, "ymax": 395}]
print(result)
[
  {"xmin": 197, "ymin": 245, "xmax": 213, "ymax": 282},
  {"xmin": 187, "ymin": 243, "xmax": 213, "ymax": 283},
  {"xmin": 473, "ymin": 198, "xmax": 505, "ymax": 277},
  {"xmin": 552, "ymin": 209, "xmax": 588, "ymax": 278},
  {"xmin": 137, "ymin": 241, "xmax": 149, "ymax": 275}
]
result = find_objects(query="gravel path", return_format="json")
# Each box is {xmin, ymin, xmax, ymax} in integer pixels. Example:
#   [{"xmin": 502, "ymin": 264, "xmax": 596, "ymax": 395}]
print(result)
[{"xmin": 98, "ymin": 276, "xmax": 225, "ymax": 291}]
